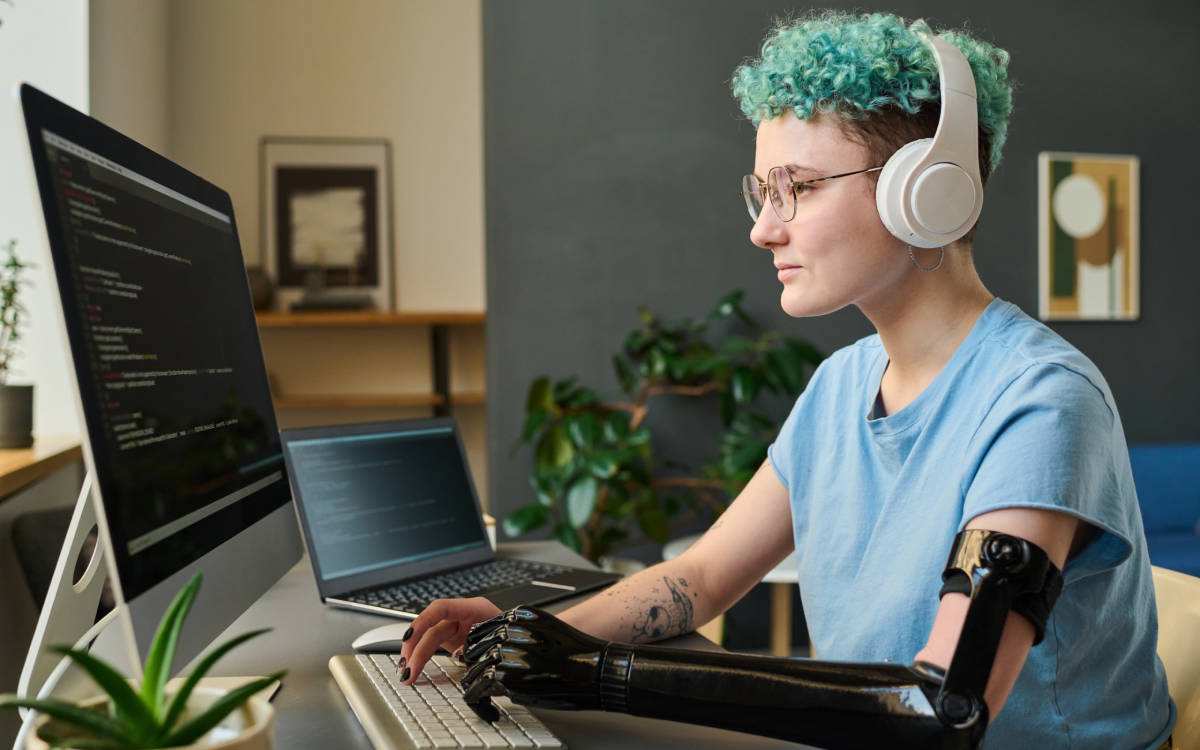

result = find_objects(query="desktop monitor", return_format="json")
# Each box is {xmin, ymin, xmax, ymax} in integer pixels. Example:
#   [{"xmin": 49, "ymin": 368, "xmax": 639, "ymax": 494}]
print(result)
[{"xmin": 16, "ymin": 83, "xmax": 303, "ymax": 696}]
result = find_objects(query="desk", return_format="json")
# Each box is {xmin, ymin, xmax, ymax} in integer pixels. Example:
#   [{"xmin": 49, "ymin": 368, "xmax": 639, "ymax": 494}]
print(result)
[
  {"xmin": 207, "ymin": 542, "xmax": 811, "ymax": 750},
  {"xmin": 0, "ymin": 438, "xmax": 81, "ymax": 502}
]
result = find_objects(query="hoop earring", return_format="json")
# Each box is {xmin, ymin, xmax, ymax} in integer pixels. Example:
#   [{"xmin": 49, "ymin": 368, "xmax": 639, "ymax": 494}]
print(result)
[{"xmin": 908, "ymin": 245, "xmax": 945, "ymax": 272}]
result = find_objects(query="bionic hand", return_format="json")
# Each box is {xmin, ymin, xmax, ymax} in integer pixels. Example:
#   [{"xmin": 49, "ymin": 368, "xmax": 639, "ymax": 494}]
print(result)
[{"xmin": 460, "ymin": 529, "xmax": 1063, "ymax": 750}]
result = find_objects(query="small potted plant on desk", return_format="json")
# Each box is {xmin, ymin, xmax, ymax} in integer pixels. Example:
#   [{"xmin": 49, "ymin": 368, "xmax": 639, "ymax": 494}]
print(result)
[
  {"xmin": 0, "ymin": 238, "xmax": 35, "ymax": 448},
  {"xmin": 1, "ymin": 572, "xmax": 285, "ymax": 750}
]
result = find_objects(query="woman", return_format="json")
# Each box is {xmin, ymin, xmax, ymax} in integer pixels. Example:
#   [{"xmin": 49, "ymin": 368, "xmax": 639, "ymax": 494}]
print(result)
[{"xmin": 399, "ymin": 12, "xmax": 1174, "ymax": 748}]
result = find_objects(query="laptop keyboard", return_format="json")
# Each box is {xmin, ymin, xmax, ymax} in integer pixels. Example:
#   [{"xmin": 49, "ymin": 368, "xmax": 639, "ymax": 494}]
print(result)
[
  {"xmin": 346, "ymin": 559, "xmax": 572, "ymax": 614},
  {"xmin": 356, "ymin": 652, "xmax": 564, "ymax": 748}
]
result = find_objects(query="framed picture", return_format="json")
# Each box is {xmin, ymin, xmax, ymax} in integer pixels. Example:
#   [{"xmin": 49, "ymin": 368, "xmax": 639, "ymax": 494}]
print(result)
[
  {"xmin": 1038, "ymin": 152, "xmax": 1139, "ymax": 321},
  {"xmin": 261, "ymin": 137, "xmax": 393, "ymax": 310}
]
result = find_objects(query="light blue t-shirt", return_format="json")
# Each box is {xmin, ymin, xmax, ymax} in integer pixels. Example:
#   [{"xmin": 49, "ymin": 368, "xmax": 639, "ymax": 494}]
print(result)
[{"xmin": 768, "ymin": 298, "xmax": 1174, "ymax": 749}]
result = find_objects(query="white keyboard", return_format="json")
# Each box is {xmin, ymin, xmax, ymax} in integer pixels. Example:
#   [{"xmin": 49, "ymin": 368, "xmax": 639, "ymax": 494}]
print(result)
[{"xmin": 347, "ymin": 653, "xmax": 565, "ymax": 749}]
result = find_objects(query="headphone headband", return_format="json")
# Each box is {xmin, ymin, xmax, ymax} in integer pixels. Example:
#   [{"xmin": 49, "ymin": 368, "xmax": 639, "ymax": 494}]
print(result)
[{"xmin": 875, "ymin": 30, "xmax": 984, "ymax": 249}]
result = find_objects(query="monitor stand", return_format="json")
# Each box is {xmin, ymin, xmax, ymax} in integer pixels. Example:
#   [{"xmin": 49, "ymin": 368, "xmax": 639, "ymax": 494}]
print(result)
[
  {"xmin": 16, "ymin": 471, "xmax": 123, "ymax": 710},
  {"xmin": 14, "ymin": 472, "xmax": 275, "ymax": 746}
]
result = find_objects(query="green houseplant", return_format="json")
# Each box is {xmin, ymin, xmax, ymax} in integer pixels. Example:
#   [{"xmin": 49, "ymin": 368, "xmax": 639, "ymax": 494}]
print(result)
[
  {"xmin": 0, "ymin": 238, "xmax": 35, "ymax": 448},
  {"xmin": 505, "ymin": 290, "xmax": 823, "ymax": 562},
  {"xmin": 0, "ymin": 572, "xmax": 285, "ymax": 749}
]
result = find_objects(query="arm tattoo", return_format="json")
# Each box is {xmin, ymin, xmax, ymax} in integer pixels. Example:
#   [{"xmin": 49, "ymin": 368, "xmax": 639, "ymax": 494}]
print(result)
[{"xmin": 628, "ymin": 576, "xmax": 696, "ymax": 642}]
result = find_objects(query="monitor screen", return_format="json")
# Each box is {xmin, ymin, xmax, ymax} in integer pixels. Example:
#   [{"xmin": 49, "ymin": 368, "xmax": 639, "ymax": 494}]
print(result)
[
  {"xmin": 21, "ymin": 84, "xmax": 291, "ymax": 601},
  {"xmin": 283, "ymin": 423, "xmax": 489, "ymax": 583}
]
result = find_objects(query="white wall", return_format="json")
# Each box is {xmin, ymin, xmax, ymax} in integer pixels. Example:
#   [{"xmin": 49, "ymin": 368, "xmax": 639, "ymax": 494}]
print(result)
[
  {"xmin": 0, "ymin": 0, "xmax": 89, "ymax": 440},
  {"xmin": 0, "ymin": 1, "xmax": 89, "ymax": 733}
]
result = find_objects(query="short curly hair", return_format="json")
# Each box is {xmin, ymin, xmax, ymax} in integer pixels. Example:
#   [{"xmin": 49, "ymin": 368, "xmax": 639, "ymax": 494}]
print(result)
[{"xmin": 731, "ymin": 12, "xmax": 1013, "ymax": 187}]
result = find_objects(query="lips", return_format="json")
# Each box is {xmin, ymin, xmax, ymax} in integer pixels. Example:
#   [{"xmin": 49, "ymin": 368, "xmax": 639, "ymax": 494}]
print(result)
[{"xmin": 776, "ymin": 265, "xmax": 802, "ymax": 282}]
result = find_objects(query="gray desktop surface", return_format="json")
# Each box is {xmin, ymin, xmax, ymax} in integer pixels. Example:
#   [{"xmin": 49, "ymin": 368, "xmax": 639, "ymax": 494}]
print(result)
[{"xmin": 201, "ymin": 541, "xmax": 813, "ymax": 750}]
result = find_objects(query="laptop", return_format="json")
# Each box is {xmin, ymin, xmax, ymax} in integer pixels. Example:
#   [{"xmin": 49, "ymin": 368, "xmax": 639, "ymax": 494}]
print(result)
[{"xmin": 280, "ymin": 417, "xmax": 620, "ymax": 618}]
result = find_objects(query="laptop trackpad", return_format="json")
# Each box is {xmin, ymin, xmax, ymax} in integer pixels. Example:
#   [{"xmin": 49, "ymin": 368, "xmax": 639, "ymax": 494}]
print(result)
[{"xmin": 483, "ymin": 582, "xmax": 573, "ymax": 611}]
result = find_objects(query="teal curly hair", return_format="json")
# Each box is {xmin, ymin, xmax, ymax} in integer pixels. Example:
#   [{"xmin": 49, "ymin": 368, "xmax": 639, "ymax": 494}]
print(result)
[{"xmin": 731, "ymin": 11, "xmax": 1013, "ymax": 177}]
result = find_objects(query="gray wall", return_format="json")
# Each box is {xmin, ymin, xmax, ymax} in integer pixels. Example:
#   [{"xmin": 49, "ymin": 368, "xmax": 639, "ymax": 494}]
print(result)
[{"xmin": 484, "ymin": 1, "xmax": 1200, "ymax": 548}]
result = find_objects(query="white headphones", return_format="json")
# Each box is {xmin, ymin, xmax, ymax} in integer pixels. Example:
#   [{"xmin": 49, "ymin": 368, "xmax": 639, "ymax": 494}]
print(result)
[{"xmin": 875, "ymin": 32, "xmax": 984, "ymax": 249}]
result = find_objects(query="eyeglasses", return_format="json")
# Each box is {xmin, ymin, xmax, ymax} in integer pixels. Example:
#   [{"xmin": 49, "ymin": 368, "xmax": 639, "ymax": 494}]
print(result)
[{"xmin": 740, "ymin": 165, "xmax": 883, "ymax": 222}]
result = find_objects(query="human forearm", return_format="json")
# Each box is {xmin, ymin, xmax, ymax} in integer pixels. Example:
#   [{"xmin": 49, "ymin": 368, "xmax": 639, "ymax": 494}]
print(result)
[{"xmin": 558, "ymin": 556, "xmax": 718, "ymax": 643}]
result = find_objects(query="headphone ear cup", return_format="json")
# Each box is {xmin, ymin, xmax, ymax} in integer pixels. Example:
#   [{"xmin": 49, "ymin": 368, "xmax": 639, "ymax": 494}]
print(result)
[{"xmin": 875, "ymin": 138, "xmax": 933, "ymax": 243}]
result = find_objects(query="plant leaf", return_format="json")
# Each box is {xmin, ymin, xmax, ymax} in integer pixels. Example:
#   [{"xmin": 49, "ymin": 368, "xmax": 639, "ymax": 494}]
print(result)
[
  {"xmin": 520, "ymin": 409, "xmax": 550, "ymax": 444},
  {"xmin": 707, "ymin": 290, "xmax": 744, "ymax": 321},
  {"xmin": 731, "ymin": 367, "xmax": 759, "ymax": 404},
  {"xmin": 535, "ymin": 426, "xmax": 574, "ymax": 471},
  {"xmin": 0, "ymin": 696, "xmax": 131, "ymax": 744},
  {"xmin": 565, "ymin": 476, "xmax": 598, "ymax": 529},
  {"xmin": 612, "ymin": 355, "xmax": 634, "ymax": 394},
  {"xmin": 525, "ymin": 377, "xmax": 555, "ymax": 414},
  {"xmin": 502, "ymin": 505, "xmax": 549, "ymax": 537},
  {"xmin": 141, "ymin": 572, "xmax": 202, "ymax": 720},
  {"xmin": 626, "ymin": 428, "xmax": 651, "ymax": 447},
  {"xmin": 553, "ymin": 523, "xmax": 582, "ymax": 554},
  {"xmin": 159, "ymin": 628, "xmax": 272, "ymax": 737},
  {"xmin": 587, "ymin": 452, "xmax": 619, "ymax": 479},
  {"xmin": 39, "ymin": 729, "xmax": 123, "ymax": 750},
  {"xmin": 565, "ymin": 413, "xmax": 600, "ymax": 449},
  {"xmin": 724, "ymin": 440, "xmax": 769, "ymax": 475},
  {"xmin": 636, "ymin": 503, "xmax": 670, "ymax": 543},
  {"xmin": 785, "ymin": 338, "xmax": 824, "ymax": 366},
  {"xmin": 602, "ymin": 411, "xmax": 630, "ymax": 442},
  {"xmin": 49, "ymin": 647, "xmax": 157, "ymax": 742},
  {"xmin": 160, "ymin": 671, "xmax": 284, "ymax": 747}
]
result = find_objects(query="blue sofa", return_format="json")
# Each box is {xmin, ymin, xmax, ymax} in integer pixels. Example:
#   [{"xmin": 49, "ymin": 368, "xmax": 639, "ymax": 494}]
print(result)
[{"xmin": 1129, "ymin": 443, "xmax": 1200, "ymax": 577}]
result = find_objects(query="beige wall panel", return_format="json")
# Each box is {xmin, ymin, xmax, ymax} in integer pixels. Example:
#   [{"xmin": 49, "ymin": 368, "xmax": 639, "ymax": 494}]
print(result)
[
  {"xmin": 258, "ymin": 327, "xmax": 432, "ymax": 397},
  {"xmin": 90, "ymin": 0, "xmax": 170, "ymax": 155},
  {"xmin": 167, "ymin": 0, "xmax": 485, "ymax": 312},
  {"xmin": 450, "ymin": 326, "xmax": 487, "ymax": 395}
]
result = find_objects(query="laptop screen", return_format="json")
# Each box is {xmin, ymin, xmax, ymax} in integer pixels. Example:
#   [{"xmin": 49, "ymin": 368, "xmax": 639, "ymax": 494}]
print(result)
[{"xmin": 283, "ymin": 422, "xmax": 489, "ymax": 583}]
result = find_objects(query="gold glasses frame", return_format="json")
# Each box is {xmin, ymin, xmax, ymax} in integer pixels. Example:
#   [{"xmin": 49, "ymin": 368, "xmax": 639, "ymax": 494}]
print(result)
[{"xmin": 741, "ymin": 165, "xmax": 884, "ymax": 222}]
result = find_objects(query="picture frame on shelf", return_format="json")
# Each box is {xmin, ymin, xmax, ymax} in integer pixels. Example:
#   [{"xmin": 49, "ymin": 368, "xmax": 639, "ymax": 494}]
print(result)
[
  {"xmin": 260, "ymin": 137, "xmax": 394, "ymax": 311},
  {"xmin": 1038, "ymin": 151, "xmax": 1140, "ymax": 321}
]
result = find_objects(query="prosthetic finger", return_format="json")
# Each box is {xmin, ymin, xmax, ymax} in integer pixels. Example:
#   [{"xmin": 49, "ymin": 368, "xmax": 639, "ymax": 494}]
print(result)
[
  {"xmin": 462, "ymin": 664, "xmax": 507, "ymax": 722},
  {"xmin": 464, "ymin": 624, "xmax": 535, "ymax": 663}
]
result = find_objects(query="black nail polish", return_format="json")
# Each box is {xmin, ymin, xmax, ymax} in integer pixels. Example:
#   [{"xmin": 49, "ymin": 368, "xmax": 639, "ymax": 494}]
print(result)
[
  {"xmin": 401, "ymin": 626, "xmax": 414, "ymax": 642},
  {"xmin": 398, "ymin": 656, "xmax": 406, "ymax": 669},
  {"xmin": 400, "ymin": 666, "xmax": 411, "ymax": 681}
]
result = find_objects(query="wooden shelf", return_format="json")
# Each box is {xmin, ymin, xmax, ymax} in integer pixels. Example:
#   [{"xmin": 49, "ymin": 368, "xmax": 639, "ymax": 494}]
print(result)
[
  {"xmin": 274, "ymin": 392, "xmax": 485, "ymax": 409},
  {"xmin": 256, "ymin": 311, "xmax": 484, "ymax": 328},
  {"xmin": 0, "ymin": 437, "xmax": 83, "ymax": 501}
]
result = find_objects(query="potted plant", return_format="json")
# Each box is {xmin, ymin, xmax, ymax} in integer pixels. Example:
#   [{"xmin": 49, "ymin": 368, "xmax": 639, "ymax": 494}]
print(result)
[
  {"xmin": 505, "ymin": 290, "xmax": 822, "ymax": 563},
  {"xmin": 1, "ymin": 572, "xmax": 285, "ymax": 749},
  {"xmin": 0, "ymin": 238, "xmax": 34, "ymax": 448}
]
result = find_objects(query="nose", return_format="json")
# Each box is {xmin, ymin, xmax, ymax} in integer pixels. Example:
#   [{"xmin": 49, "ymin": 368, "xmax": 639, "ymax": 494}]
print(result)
[{"xmin": 749, "ymin": 205, "xmax": 787, "ymax": 251}]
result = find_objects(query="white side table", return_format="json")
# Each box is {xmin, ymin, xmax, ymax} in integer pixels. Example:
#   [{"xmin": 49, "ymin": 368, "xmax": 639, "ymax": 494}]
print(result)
[{"xmin": 662, "ymin": 533, "xmax": 799, "ymax": 656}]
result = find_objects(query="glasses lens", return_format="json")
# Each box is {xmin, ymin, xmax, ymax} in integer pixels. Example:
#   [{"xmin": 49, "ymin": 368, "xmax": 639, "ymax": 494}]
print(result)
[
  {"xmin": 741, "ymin": 174, "xmax": 762, "ymax": 221},
  {"xmin": 768, "ymin": 166, "xmax": 795, "ymax": 221}
]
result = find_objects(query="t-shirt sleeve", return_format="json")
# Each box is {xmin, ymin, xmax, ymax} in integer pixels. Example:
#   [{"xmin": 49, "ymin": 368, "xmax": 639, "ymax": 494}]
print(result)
[{"xmin": 959, "ymin": 363, "xmax": 1133, "ymax": 584}]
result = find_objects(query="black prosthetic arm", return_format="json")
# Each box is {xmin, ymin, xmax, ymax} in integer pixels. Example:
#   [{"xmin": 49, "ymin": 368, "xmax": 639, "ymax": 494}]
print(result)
[{"xmin": 460, "ymin": 529, "xmax": 1063, "ymax": 750}]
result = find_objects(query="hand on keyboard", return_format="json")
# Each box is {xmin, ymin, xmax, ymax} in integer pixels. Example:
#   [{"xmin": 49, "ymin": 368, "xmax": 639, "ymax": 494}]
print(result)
[
  {"xmin": 461, "ymin": 606, "xmax": 606, "ymax": 721},
  {"xmin": 400, "ymin": 597, "xmax": 502, "ymax": 686}
]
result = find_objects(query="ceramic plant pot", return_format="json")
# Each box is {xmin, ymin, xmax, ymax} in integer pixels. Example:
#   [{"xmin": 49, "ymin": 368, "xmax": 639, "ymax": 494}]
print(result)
[
  {"xmin": 25, "ymin": 687, "xmax": 276, "ymax": 750},
  {"xmin": 0, "ymin": 383, "xmax": 34, "ymax": 448}
]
